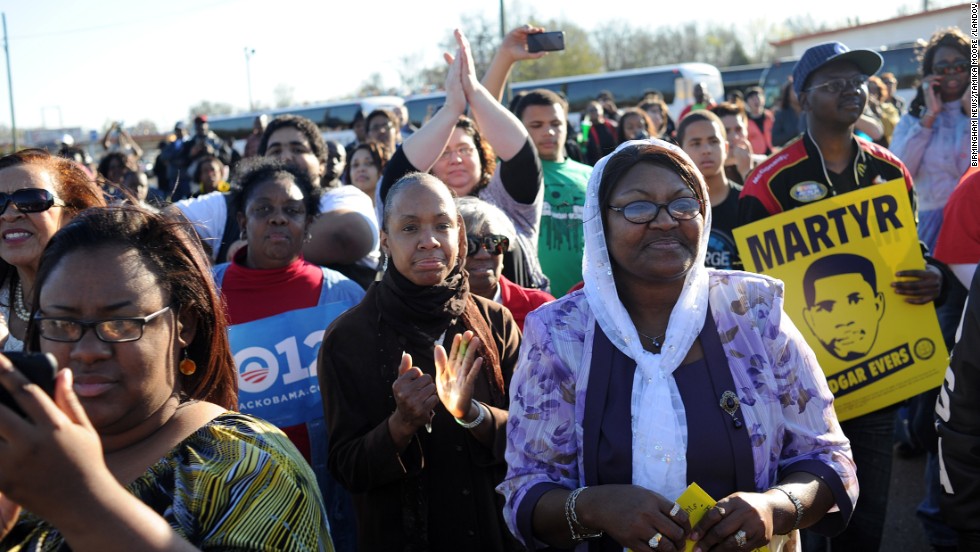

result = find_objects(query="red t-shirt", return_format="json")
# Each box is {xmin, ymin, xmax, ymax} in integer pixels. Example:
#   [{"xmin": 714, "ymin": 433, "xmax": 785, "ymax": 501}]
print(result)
[
  {"xmin": 934, "ymin": 168, "xmax": 980, "ymax": 265},
  {"xmin": 220, "ymin": 251, "xmax": 325, "ymax": 460}
]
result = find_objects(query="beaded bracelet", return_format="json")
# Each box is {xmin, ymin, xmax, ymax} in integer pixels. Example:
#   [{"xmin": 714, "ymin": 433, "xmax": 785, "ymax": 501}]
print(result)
[
  {"xmin": 564, "ymin": 487, "xmax": 604, "ymax": 541},
  {"xmin": 454, "ymin": 399, "xmax": 486, "ymax": 429},
  {"xmin": 770, "ymin": 485, "xmax": 804, "ymax": 533}
]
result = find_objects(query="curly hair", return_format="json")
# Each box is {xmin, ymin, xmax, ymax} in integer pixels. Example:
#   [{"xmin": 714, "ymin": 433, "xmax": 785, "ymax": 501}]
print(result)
[
  {"xmin": 230, "ymin": 156, "xmax": 321, "ymax": 221},
  {"xmin": 258, "ymin": 114, "xmax": 329, "ymax": 165},
  {"xmin": 909, "ymin": 27, "xmax": 970, "ymax": 117}
]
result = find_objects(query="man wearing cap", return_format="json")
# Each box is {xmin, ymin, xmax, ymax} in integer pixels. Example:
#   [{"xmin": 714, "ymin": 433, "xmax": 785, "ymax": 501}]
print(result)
[{"xmin": 738, "ymin": 42, "xmax": 947, "ymax": 552}]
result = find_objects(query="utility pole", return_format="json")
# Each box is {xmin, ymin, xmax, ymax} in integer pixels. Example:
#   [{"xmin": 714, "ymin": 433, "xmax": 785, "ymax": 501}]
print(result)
[
  {"xmin": 245, "ymin": 47, "xmax": 255, "ymax": 112},
  {"xmin": 499, "ymin": 0, "xmax": 511, "ymax": 106},
  {"xmin": 3, "ymin": 13, "xmax": 16, "ymax": 150}
]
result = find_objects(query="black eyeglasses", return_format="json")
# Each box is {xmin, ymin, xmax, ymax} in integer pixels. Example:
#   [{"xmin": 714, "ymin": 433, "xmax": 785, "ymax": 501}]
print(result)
[
  {"xmin": 933, "ymin": 60, "xmax": 969, "ymax": 76},
  {"xmin": 806, "ymin": 75, "xmax": 869, "ymax": 94},
  {"xmin": 35, "ymin": 305, "xmax": 171, "ymax": 343},
  {"xmin": 0, "ymin": 188, "xmax": 67, "ymax": 216},
  {"xmin": 608, "ymin": 197, "xmax": 702, "ymax": 224},
  {"xmin": 467, "ymin": 234, "xmax": 510, "ymax": 257}
]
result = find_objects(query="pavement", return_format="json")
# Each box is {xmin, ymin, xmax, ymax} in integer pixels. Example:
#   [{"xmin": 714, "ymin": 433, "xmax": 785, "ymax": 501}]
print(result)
[{"xmin": 881, "ymin": 451, "xmax": 932, "ymax": 551}]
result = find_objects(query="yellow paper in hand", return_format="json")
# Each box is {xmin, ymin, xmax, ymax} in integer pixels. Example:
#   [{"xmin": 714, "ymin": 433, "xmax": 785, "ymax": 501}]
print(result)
[{"xmin": 676, "ymin": 483, "xmax": 767, "ymax": 552}]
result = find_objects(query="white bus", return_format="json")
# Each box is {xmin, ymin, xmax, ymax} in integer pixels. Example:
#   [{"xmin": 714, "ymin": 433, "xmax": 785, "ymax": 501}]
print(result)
[
  {"xmin": 207, "ymin": 95, "xmax": 404, "ymax": 152},
  {"xmin": 405, "ymin": 62, "xmax": 724, "ymax": 128}
]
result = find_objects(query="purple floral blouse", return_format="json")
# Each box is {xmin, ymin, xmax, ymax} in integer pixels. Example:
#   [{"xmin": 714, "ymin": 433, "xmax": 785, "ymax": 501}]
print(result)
[{"xmin": 498, "ymin": 271, "xmax": 858, "ymax": 547}]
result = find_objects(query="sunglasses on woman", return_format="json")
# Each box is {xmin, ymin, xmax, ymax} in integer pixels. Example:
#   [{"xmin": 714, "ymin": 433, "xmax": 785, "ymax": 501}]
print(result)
[
  {"xmin": 933, "ymin": 60, "xmax": 969, "ymax": 75},
  {"xmin": 0, "ymin": 188, "xmax": 67, "ymax": 216},
  {"xmin": 467, "ymin": 234, "xmax": 509, "ymax": 257}
]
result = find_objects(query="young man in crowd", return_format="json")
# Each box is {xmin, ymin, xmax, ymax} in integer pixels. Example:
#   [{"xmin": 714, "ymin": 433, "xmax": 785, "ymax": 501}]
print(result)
[
  {"xmin": 744, "ymin": 86, "xmax": 775, "ymax": 155},
  {"xmin": 738, "ymin": 41, "xmax": 947, "ymax": 552},
  {"xmin": 677, "ymin": 110, "xmax": 742, "ymax": 270},
  {"xmin": 711, "ymin": 102, "xmax": 767, "ymax": 185}
]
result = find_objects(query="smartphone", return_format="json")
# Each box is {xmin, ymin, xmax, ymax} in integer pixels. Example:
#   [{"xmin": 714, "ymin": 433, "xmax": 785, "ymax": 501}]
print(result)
[
  {"xmin": 0, "ymin": 352, "xmax": 58, "ymax": 417},
  {"xmin": 527, "ymin": 31, "xmax": 565, "ymax": 53}
]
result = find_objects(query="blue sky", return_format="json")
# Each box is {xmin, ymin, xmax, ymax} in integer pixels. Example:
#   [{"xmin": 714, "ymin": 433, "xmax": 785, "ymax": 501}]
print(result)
[{"xmin": 0, "ymin": 0, "xmax": 962, "ymax": 133}]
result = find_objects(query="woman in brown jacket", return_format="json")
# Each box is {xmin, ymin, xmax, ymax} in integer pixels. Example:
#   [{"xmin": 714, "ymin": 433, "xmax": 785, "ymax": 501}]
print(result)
[{"xmin": 318, "ymin": 172, "xmax": 521, "ymax": 551}]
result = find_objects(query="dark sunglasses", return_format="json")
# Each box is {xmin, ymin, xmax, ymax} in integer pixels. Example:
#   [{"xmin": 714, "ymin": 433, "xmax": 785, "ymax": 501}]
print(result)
[
  {"xmin": 608, "ymin": 197, "xmax": 702, "ymax": 224},
  {"xmin": 466, "ymin": 234, "xmax": 509, "ymax": 257},
  {"xmin": 0, "ymin": 188, "xmax": 66, "ymax": 216},
  {"xmin": 933, "ymin": 60, "xmax": 969, "ymax": 76}
]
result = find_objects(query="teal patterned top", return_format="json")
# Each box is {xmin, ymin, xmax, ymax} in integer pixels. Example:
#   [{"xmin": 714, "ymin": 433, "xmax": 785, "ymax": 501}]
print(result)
[{"xmin": 2, "ymin": 413, "xmax": 333, "ymax": 551}]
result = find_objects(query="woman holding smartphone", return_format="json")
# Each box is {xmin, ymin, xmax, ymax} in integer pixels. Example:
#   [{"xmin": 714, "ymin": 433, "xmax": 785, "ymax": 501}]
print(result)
[{"xmin": 890, "ymin": 27, "xmax": 971, "ymax": 251}]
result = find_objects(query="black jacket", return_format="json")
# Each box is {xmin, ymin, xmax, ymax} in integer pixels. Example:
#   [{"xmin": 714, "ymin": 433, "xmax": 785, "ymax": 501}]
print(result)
[{"xmin": 937, "ymin": 263, "xmax": 980, "ymax": 547}]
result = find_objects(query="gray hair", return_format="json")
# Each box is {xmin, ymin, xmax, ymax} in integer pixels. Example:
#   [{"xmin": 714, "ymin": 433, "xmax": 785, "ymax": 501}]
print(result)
[{"xmin": 455, "ymin": 196, "xmax": 517, "ymax": 243}]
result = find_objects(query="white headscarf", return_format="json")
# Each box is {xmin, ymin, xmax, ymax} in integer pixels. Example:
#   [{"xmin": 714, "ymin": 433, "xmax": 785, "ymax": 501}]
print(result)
[{"xmin": 582, "ymin": 138, "xmax": 713, "ymax": 500}]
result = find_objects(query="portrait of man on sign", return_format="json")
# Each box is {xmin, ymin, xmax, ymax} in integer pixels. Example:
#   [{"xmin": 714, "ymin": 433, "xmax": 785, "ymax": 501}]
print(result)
[{"xmin": 802, "ymin": 253, "xmax": 886, "ymax": 361}]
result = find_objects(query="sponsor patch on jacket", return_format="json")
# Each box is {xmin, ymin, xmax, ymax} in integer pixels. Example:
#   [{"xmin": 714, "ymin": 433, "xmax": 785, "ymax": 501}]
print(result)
[{"xmin": 789, "ymin": 181, "xmax": 829, "ymax": 203}]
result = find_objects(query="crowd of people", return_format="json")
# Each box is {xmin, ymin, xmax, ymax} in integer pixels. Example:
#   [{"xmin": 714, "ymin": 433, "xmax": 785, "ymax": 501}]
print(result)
[{"xmin": 0, "ymin": 21, "xmax": 974, "ymax": 552}]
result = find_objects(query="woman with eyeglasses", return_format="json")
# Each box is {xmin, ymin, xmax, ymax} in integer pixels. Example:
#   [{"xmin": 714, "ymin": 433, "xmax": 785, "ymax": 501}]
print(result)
[
  {"xmin": 378, "ymin": 30, "xmax": 547, "ymax": 292},
  {"xmin": 0, "ymin": 207, "xmax": 333, "ymax": 550},
  {"xmin": 457, "ymin": 196, "xmax": 553, "ymax": 330},
  {"xmin": 498, "ymin": 140, "xmax": 857, "ymax": 552},
  {"xmin": 211, "ymin": 157, "xmax": 365, "ymax": 551},
  {"xmin": 0, "ymin": 149, "xmax": 107, "ymax": 352},
  {"xmin": 890, "ymin": 27, "xmax": 972, "ymax": 251},
  {"xmin": 319, "ymin": 172, "xmax": 522, "ymax": 551}
]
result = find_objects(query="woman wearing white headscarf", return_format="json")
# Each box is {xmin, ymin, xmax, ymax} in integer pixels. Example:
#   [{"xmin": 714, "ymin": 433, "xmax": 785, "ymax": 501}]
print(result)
[{"xmin": 498, "ymin": 140, "xmax": 857, "ymax": 552}]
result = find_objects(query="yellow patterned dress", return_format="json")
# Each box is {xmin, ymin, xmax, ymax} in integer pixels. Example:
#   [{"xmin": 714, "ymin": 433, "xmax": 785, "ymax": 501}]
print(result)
[{"xmin": 2, "ymin": 413, "xmax": 334, "ymax": 551}]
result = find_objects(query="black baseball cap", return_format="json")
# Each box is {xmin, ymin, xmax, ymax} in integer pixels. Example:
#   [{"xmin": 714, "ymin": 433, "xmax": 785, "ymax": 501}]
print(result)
[{"xmin": 793, "ymin": 42, "xmax": 883, "ymax": 96}]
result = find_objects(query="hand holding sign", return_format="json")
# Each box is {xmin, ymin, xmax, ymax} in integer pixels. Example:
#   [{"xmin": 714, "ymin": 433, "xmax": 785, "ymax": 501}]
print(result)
[{"xmin": 892, "ymin": 266, "xmax": 943, "ymax": 305}]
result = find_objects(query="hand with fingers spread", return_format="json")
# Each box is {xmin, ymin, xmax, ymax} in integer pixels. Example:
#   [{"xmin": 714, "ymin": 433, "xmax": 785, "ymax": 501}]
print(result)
[
  {"xmin": 892, "ymin": 265, "xmax": 942, "ymax": 304},
  {"xmin": 389, "ymin": 352, "xmax": 439, "ymax": 444},
  {"xmin": 690, "ymin": 492, "xmax": 775, "ymax": 552},
  {"xmin": 434, "ymin": 331, "xmax": 484, "ymax": 420}
]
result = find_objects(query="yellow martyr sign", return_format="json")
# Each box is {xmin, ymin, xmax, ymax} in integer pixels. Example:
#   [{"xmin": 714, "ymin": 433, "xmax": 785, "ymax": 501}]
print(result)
[{"xmin": 733, "ymin": 179, "xmax": 946, "ymax": 421}]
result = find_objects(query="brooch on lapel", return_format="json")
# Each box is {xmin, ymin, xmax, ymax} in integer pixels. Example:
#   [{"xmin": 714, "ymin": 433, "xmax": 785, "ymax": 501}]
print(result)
[{"xmin": 719, "ymin": 390, "xmax": 743, "ymax": 429}]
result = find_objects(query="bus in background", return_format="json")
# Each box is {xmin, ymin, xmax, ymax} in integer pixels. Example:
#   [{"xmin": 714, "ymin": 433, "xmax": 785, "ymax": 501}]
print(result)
[
  {"xmin": 404, "ymin": 62, "xmax": 724, "ymax": 129},
  {"xmin": 207, "ymin": 95, "xmax": 404, "ymax": 153},
  {"xmin": 719, "ymin": 63, "xmax": 767, "ymax": 99},
  {"xmin": 759, "ymin": 43, "xmax": 920, "ymax": 109}
]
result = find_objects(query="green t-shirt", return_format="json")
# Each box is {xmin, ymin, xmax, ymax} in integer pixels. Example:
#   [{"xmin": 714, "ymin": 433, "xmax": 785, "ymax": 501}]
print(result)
[{"xmin": 538, "ymin": 158, "xmax": 592, "ymax": 296}]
